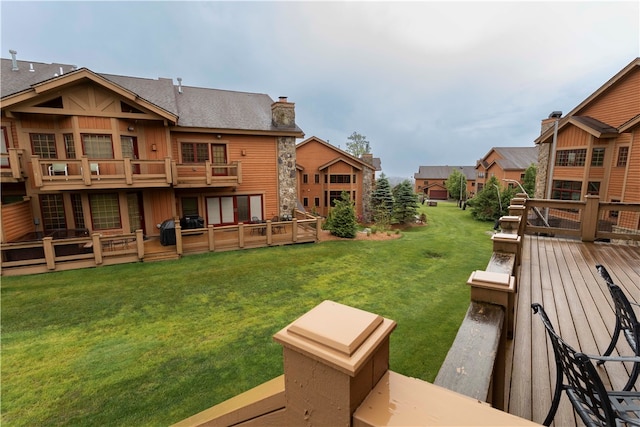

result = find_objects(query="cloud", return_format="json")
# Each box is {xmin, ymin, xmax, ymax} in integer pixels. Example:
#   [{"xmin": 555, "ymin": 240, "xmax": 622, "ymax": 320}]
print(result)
[{"xmin": 2, "ymin": 1, "xmax": 638, "ymax": 178}]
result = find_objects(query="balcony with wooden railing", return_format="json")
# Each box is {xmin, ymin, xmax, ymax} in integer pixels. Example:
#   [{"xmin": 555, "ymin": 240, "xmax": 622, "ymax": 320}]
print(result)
[
  {"xmin": 171, "ymin": 161, "xmax": 242, "ymax": 188},
  {"xmin": 1, "ymin": 148, "xmax": 26, "ymax": 183},
  {"xmin": 30, "ymin": 156, "xmax": 243, "ymax": 191}
]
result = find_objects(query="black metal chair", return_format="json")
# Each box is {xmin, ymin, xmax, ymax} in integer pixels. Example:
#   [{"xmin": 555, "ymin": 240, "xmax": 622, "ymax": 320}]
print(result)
[
  {"xmin": 531, "ymin": 303, "xmax": 640, "ymax": 426},
  {"xmin": 596, "ymin": 264, "xmax": 640, "ymax": 392}
]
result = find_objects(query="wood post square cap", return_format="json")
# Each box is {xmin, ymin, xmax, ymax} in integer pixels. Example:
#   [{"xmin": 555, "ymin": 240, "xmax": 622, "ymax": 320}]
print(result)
[{"xmin": 274, "ymin": 300, "xmax": 396, "ymax": 375}]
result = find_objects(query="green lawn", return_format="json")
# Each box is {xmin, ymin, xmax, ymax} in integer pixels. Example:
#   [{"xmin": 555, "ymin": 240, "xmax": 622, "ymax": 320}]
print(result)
[{"xmin": 1, "ymin": 202, "xmax": 494, "ymax": 426}]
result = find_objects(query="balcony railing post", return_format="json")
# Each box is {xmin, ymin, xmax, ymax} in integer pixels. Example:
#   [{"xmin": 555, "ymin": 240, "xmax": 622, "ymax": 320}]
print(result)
[
  {"xmin": 81, "ymin": 157, "xmax": 91, "ymax": 185},
  {"xmin": 175, "ymin": 222, "xmax": 183, "ymax": 255},
  {"xmin": 135, "ymin": 229, "xmax": 144, "ymax": 260},
  {"xmin": 273, "ymin": 300, "xmax": 397, "ymax": 426},
  {"xmin": 8, "ymin": 148, "xmax": 22, "ymax": 179},
  {"xmin": 582, "ymin": 195, "xmax": 600, "ymax": 242},
  {"xmin": 165, "ymin": 157, "xmax": 172, "ymax": 184},
  {"xmin": 92, "ymin": 233, "xmax": 103, "ymax": 265},
  {"xmin": 292, "ymin": 218, "xmax": 298, "ymax": 242},
  {"xmin": 207, "ymin": 225, "xmax": 215, "ymax": 251},
  {"xmin": 124, "ymin": 158, "xmax": 133, "ymax": 184},
  {"xmin": 43, "ymin": 237, "xmax": 55, "ymax": 270},
  {"xmin": 31, "ymin": 155, "xmax": 43, "ymax": 188},
  {"xmin": 236, "ymin": 161, "xmax": 242, "ymax": 184}
]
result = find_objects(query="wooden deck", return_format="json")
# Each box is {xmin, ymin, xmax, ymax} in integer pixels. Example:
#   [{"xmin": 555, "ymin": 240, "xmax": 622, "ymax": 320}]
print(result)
[{"xmin": 506, "ymin": 235, "xmax": 640, "ymax": 426}]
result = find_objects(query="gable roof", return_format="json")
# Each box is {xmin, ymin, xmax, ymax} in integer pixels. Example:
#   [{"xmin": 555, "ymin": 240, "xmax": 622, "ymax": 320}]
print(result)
[
  {"xmin": 535, "ymin": 57, "xmax": 640, "ymax": 144},
  {"xmin": 296, "ymin": 136, "xmax": 376, "ymax": 171},
  {"xmin": 414, "ymin": 165, "xmax": 475, "ymax": 180},
  {"xmin": 1, "ymin": 57, "xmax": 303, "ymax": 135},
  {"xmin": 478, "ymin": 147, "xmax": 537, "ymax": 170}
]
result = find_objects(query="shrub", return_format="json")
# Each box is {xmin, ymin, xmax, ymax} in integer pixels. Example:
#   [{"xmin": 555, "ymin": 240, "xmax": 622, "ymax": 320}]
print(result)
[{"xmin": 324, "ymin": 192, "xmax": 357, "ymax": 238}]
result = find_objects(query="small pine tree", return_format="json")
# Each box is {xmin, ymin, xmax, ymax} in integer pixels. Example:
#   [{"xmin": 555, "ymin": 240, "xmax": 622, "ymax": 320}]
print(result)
[
  {"xmin": 392, "ymin": 180, "xmax": 419, "ymax": 224},
  {"xmin": 371, "ymin": 173, "xmax": 394, "ymax": 216},
  {"xmin": 325, "ymin": 191, "xmax": 357, "ymax": 238}
]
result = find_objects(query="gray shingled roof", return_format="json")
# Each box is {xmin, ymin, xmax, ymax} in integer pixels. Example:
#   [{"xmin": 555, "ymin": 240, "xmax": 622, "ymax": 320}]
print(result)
[
  {"xmin": 2, "ymin": 57, "xmax": 303, "ymax": 134},
  {"xmin": 414, "ymin": 165, "xmax": 475, "ymax": 180},
  {"xmin": 491, "ymin": 147, "xmax": 537, "ymax": 170}
]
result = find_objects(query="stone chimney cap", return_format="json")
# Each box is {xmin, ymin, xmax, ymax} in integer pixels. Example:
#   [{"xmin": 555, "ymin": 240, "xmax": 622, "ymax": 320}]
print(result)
[
  {"xmin": 548, "ymin": 111, "xmax": 562, "ymax": 119},
  {"xmin": 278, "ymin": 96, "xmax": 288, "ymax": 102}
]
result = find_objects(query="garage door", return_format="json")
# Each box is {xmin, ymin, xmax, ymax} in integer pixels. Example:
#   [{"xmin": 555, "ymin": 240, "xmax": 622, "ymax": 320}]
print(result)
[{"xmin": 429, "ymin": 189, "xmax": 448, "ymax": 200}]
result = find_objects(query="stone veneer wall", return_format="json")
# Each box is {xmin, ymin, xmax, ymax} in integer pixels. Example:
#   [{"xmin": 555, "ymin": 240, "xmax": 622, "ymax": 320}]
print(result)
[
  {"xmin": 534, "ymin": 118, "xmax": 558, "ymax": 199},
  {"xmin": 277, "ymin": 137, "xmax": 297, "ymax": 217},
  {"xmin": 362, "ymin": 169, "xmax": 374, "ymax": 223}
]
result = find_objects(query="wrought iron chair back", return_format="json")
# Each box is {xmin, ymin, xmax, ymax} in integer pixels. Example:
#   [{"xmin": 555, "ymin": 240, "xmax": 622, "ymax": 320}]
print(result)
[
  {"xmin": 595, "ymin": 264, "xmax": 640, "ymax": 391},
  {"xmin": 532, "ymin": 303, "xmax": 619, "ymax": 426}
]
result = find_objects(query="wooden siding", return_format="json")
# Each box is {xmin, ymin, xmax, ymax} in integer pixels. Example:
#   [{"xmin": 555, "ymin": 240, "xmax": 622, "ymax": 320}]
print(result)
[
  {"xmin": 146, "ymin": 189, "xmax": 175, "ymax": 236},
  {"xmin": 1, "ymin": 201, "xmax": 34, "ymax": 243},
  {"xmin": 556, "ymin": 126, "xmax": 589, "ymax": 148},
  {"xmin": 578, "ymin": 68, "xmax": 640, "ymax": 127}
]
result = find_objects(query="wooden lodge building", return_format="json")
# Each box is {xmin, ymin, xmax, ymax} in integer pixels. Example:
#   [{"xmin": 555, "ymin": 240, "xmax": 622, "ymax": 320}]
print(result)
[
  {"xmin": 295, "ymin": 136, "xmax": 380, "ymax": 221},
  {"xmin": 475, "ymin": 146, "xmax": 537, "ymax": 193},
  {"xmin": 413, "ymin": 165, "xmax": 476, "ymax": 201},
  {"xmin": 536, "ymin": 58, "xmax": 640, "ymax": 207},
  {"xmin": 0, "ymin": 53, "xmax": 321, "ymax": 275}
]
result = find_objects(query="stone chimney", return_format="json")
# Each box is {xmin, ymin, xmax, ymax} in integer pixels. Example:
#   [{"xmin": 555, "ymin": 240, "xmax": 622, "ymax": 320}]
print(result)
[
  {"xmin": 271, "ymin": 96, "xmax": 295, "ymax": 128},
  {"xmin": 535, "ymin": 111, "xmax": 562, "ymax": 199},
  {"xmin": 361, "ymin": 153, "xmax": 373, "ymax": 165}
]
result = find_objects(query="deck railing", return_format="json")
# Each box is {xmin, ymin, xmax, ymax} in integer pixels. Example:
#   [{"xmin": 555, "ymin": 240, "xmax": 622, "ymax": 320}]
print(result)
[
  {"xmin": 30, "ymin": 156, "xmax": 244, "ymax": 190},
  {"xmin": 0, "ymin": 215, "xmax": 320, "ymax": 276},
  {"xmin": 523, "ymin": 195, "xmax": 640, "ymax": 242}
]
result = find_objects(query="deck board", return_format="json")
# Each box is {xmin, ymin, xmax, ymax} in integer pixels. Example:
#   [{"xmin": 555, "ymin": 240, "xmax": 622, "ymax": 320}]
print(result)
[{"xmin": 506, "ymin": 235, "xmax": 640, "ymax": 426}]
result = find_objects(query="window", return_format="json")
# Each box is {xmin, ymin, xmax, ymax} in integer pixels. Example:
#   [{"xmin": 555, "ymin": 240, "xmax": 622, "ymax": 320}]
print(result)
[
  {"xmin": 314, "ymin": 197, "xmax": 320, "ymax": 207},
  {"xmin": 121, "ymin": 136, "xmax": 137, "ymax": 159},
  {"xmin": 90, "ymin": 193, "xmax": 121, "ymax": 230},
  {"xmin": 591, "ymin": 147, "xmax": 605, "ymax": 167},
  {"xmin": 303, "ymin": 174, "xmax": 308, "ymax": 184},
  {"xmin": 181, "ymin": 142, "xmax": 209, "ymax": 163},
  {"xmin": 82, "ymin": 134, "xmax": 113, "ymax": 159},
  {"xmin": 303, "ymin": 197, "xmax": 309, "ymax": 207},
  {"xmin": 610, "ymin": 199, "xmax": 620, "ymax": 218},
  {"xmin": 551, "ymin": 180, "xmax": 582, "ymax": 201},
  {"xmin": 555, "ymin": 149, "xmax": 586, "ymax": 166},
  {"xmin": 617, "ymin": 146, "xmax": 629, "ymax": 167},
  {"xmin": 71, "ymin": 194, "xmax": 85, "ymax": 229},
  {"xmin": 587, "ymin": 181, "xmax": 600, "ymax": 195},
  {"xmin": 328, "ymin": 190, "xmax": 344, "ymax": 207},
  {"xmin": 353, "ymin": 174, "xmax": 357, "ymax": 184},
  {"xmin": 64, "ymin": 134, "xmax": 76, "ymax": 159},
  {"xmin": 423, "ymin": 180, "xmax": 429, "ymax": 185},
  {"xmin": 329, "ymin": 174, "xmax": 351, "ymax": 184},
  {"xmin": 477, "ymin": 172, "xmax": 485, "ymax": 178},
  {"xmin": 206, "ymin": 195, "xmax": 262, "ymax": 225},
  {"xmin": 314, "ymin": 174, "xmax": 320, "ymax": 184},
  {"xmin": 40, "ymin": 194, "xmax": 66, "ymax": 231},
  {"xmin": 182, "ymin": 197, "xmax": 199, "ymax": 217},
  {"xmin": 31, "ymin": 133, "xmax": 57, "ymax": 158},
  {"xmin": 212, "ymin": 144, "xmax": 227, "ymax": 175},
  {"xmin": 1, "ymin": 127, "xmax": 8, "ymax": 167}
]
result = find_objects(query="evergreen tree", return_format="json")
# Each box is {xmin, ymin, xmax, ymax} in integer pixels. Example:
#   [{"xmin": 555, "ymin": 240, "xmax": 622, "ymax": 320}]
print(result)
[
  {"xmin": 324, "ymin": 191, "xmax": 357, "ymax": 238},
  {"xmin": 522, "ymin": 163, "xmax": 537, "ymax": 197},
  {"xmin": 392, "ymin": 180, "xmax": 419, "ymax": 224},
  {"xmin": 371, "ymin": 173, "xmax": 394, "ymax": 215}
]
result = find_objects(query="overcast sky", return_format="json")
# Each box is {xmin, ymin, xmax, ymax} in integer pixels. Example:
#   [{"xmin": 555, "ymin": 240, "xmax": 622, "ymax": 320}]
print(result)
[{"xmin": 2, "ymin": 1, "xmax": 639, "ymax": 179}]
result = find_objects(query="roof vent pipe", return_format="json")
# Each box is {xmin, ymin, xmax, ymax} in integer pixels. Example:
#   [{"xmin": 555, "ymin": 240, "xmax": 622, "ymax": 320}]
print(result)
[
  {"xmin": 29, "ymin": 63, "xmax": 35, "ymax": 72},
  {"xmin": 9, "ymin": 49, "xmax": 18, "ymax": 71},
  {"xmin": 177, "ymin": 77, "xmax": 183, "ymax": 94},
  {"xmin": 59, "ymin": 67, "xmax": 64, "ymax": 75}
]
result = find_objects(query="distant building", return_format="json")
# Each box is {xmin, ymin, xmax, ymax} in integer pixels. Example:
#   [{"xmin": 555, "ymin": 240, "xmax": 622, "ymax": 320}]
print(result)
[
  {"xmin": 295, "ymin": 136, "xmax": 380, "ymax": 221},
  {"xmin": 413, "ymin": 166, "xmax": 476, "ymax": 200},
  {"xmin": 475, "ymin": 147, "xmax": 537, "ymax": 194}
]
